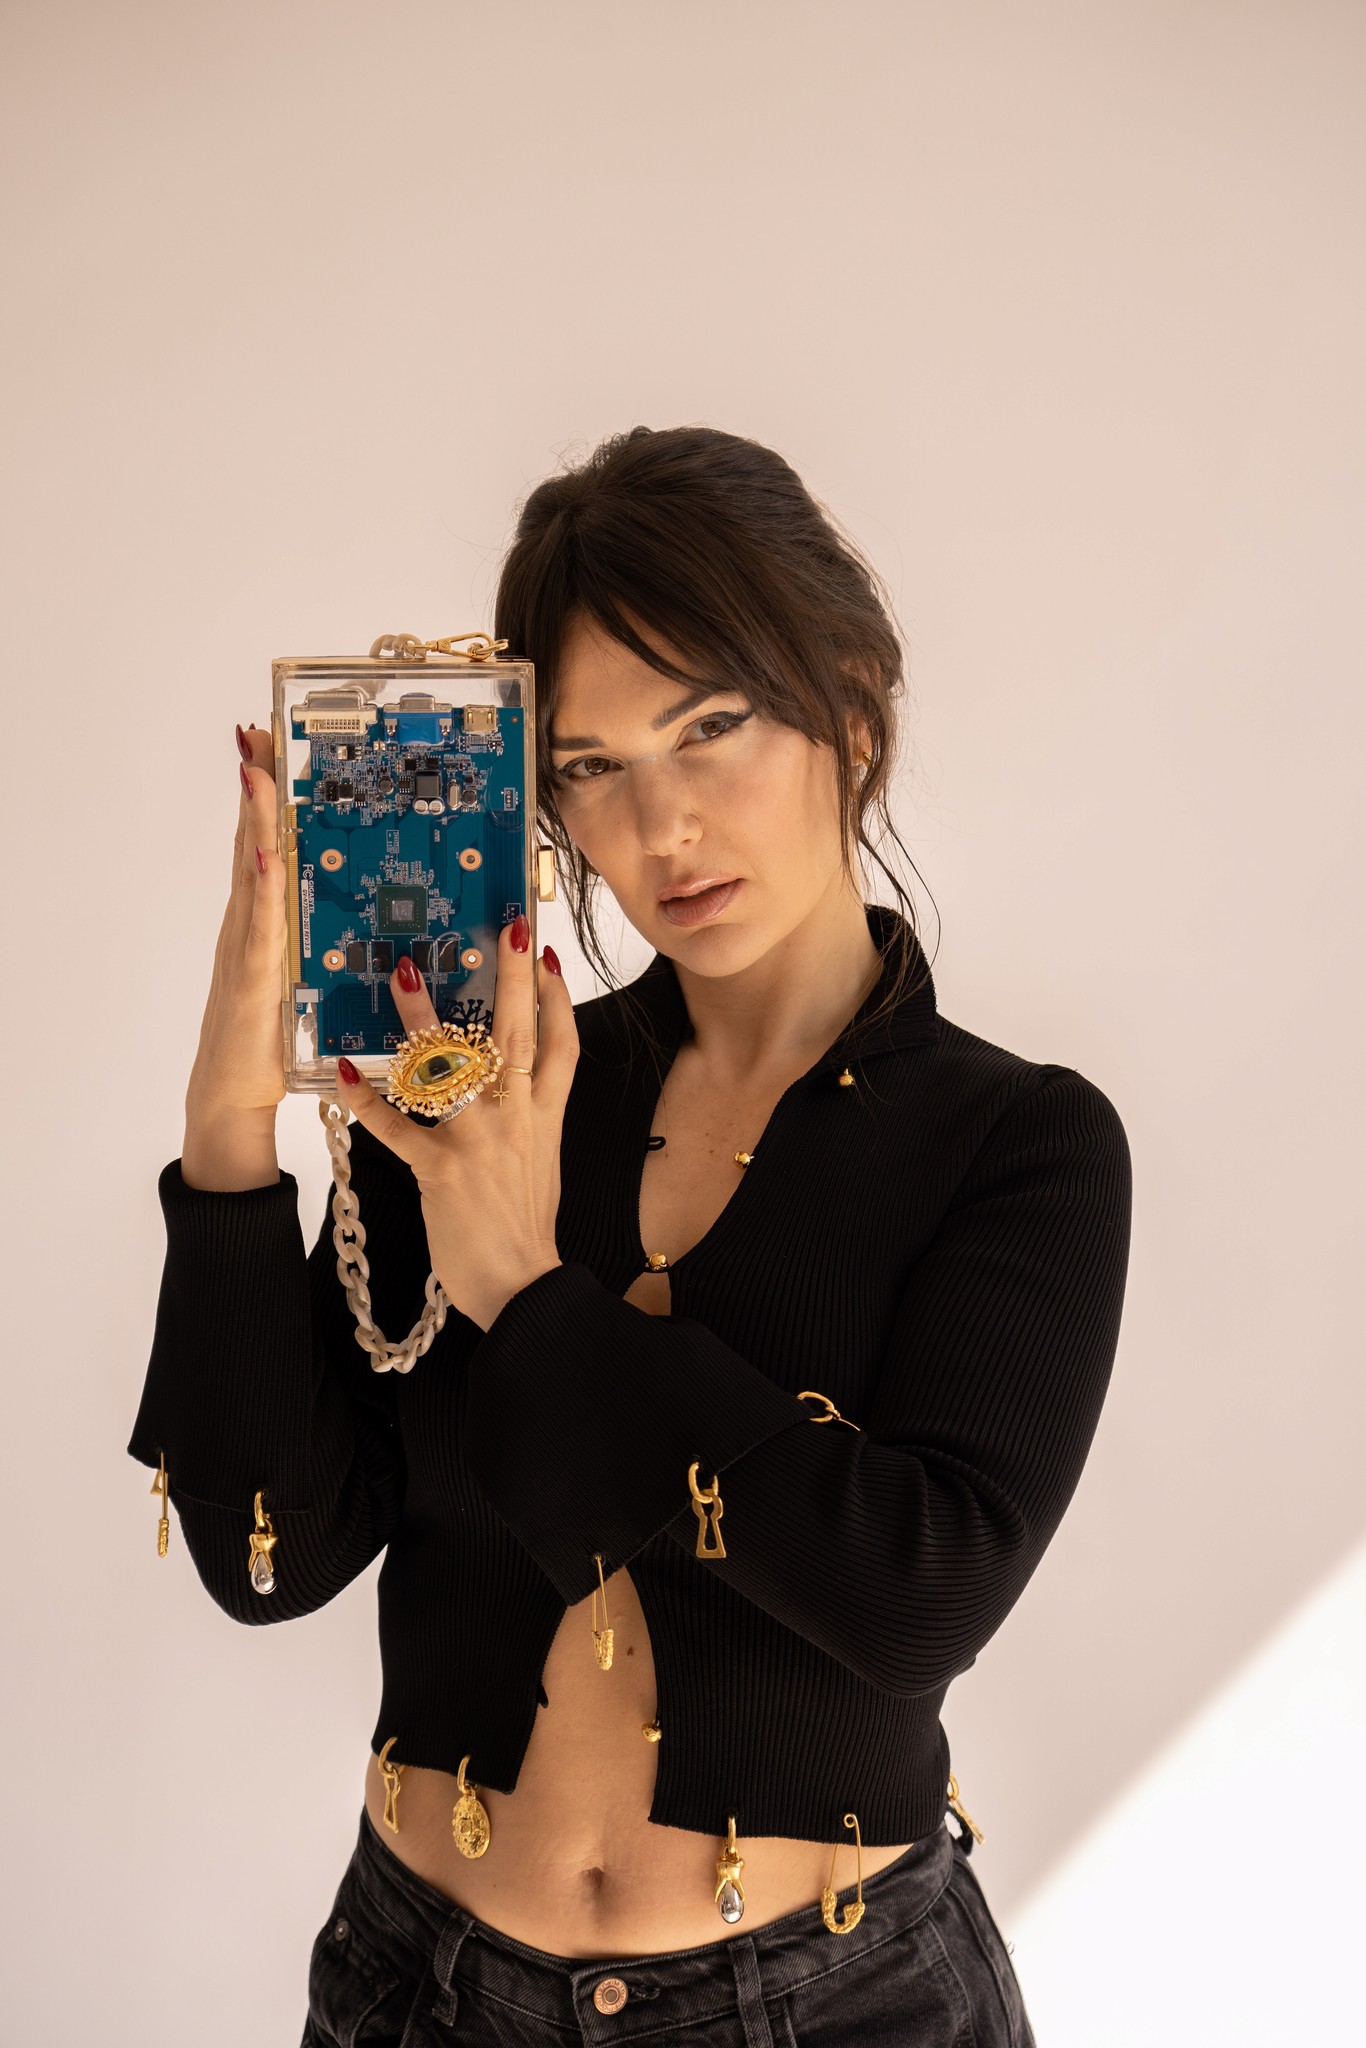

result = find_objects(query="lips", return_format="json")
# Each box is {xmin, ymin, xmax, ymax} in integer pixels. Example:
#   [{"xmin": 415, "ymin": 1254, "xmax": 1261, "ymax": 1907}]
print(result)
[{"xmin": 658, "ymin": 878, "xmax": 743, "ymax": 927}]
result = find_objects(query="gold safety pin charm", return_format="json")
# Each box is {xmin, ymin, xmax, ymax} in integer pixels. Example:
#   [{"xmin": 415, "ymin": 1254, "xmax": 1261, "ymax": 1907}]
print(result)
[
  {"xmin": 591, "ymin": 1552, "xmax": 614, "ymax": 1668},
  {"xmin": 821, "ymin": 1811, "xmax": 866, "ymax": 1933},
  {"xmin": 150, "ymin": 1453, "xmax": 170, "ymax": 1556}
]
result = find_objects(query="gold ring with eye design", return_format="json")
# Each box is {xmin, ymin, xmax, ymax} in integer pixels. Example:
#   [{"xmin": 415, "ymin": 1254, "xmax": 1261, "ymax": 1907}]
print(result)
[{"xmin": 385, "ymin": 1019, "xmax": 505, "ymax": 1122}]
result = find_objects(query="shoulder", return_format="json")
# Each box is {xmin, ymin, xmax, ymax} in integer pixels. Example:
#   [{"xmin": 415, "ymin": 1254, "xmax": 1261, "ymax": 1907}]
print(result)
[{"xmin": 929, "ymin": 1014, "xmax": 1129, "ymax": 1147}]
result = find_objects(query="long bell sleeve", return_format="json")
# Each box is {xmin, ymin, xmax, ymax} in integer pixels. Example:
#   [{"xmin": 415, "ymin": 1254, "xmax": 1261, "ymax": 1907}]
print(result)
[
  {"xmin": 461, "ymin": 1064, "xmax": 1132, "ymax": 1696},
  {"xmin": 125, "ymin": 1141, "xmax": 411, "ymax": 1625}
]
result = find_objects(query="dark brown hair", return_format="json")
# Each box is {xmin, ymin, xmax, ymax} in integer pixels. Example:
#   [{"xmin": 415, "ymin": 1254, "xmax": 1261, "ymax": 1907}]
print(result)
[{"xmin": 493, "ymin": 423, "xmax": 937, "ymax": 1059}]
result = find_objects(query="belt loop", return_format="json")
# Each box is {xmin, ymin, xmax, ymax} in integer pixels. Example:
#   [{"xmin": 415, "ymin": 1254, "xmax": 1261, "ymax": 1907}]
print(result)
[
  {"xmin": 727, "ymin": 1932, "xmax": 778, "ymax": 2048},
  {"xmin": 428, "ymin": 1908, "xmax": 475, "ymax": 2027}
]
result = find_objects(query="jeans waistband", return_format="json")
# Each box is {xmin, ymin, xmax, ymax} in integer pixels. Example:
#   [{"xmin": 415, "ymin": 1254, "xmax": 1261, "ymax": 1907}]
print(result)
[{"xmin": 346, "ymin": 1802, "xmax": 958, "ymax": 2038}]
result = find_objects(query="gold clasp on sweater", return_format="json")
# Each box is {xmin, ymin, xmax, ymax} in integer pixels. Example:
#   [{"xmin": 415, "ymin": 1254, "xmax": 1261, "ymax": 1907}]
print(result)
[
  {"xmin": 150, "ymin": 1453, "xmax": 170, "ymax": 1556},
  {"xmin": 247, "ymin": 1490, "xmax": 278, "ymax": 1595},
  {"xmin": 797, "ymin": 1390, "xmax": 861, "ymax": 1431},
  {"xmin": 688, "ymin": 1462, "xmax": 726, "ymax": 1557},
  {"xmin": 947, "ymin": 1772, "xmax": 984, "ymax": 1844}
]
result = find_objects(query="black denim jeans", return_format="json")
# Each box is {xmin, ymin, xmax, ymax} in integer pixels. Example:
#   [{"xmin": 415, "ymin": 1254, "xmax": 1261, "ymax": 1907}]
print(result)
[{"xmin": 301, "ymin": 1804, "xmax": 1037, "ymax": 2047}]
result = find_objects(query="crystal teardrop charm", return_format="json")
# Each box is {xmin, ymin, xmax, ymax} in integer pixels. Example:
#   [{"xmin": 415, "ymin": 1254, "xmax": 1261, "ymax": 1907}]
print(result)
[
  {"xmin": 715, "ymin": 1815, "xmax": 746, "ymax": 1922},
  {"xmin": 247, "ymin": 1490, "xmax": 278, "ymax": 1596}
]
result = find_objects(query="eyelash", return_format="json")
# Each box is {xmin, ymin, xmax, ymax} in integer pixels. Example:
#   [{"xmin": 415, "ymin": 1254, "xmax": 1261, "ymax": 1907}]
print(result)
[{"xmin": 553, "ymin": 708, "xmax": 753, "ymax": 784}]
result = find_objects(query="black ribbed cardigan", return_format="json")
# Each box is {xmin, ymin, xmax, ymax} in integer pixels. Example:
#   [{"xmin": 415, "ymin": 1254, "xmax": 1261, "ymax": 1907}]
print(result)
[{"xmin": 126, "ymin": 903, "xmax": 1132, "ymax": 1845}]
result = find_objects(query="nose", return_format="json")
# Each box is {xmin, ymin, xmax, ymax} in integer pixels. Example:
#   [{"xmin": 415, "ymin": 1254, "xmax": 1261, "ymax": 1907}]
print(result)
[{"xmin": 623, "ymin": 757, "xmax": 703, "ymax": 861}]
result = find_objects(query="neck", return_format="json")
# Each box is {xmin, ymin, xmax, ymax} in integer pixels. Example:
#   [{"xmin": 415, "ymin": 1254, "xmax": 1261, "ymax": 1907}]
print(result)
[{"xmin": 669, "ymin": 876, "xmax": 884, "ymax": 1078}]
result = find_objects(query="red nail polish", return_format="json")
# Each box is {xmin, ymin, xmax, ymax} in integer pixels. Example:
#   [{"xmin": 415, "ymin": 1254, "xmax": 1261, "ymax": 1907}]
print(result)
[
  {"xmin": 543, "ymin": 944, "xmax": 561, "ymax": 975},
  {"xmin": 236, "ymin": 723, "xmax": 253, "ymax": 763},
  {"xmin": 510, "ymin": 914, "xmax": 530, "ymax": 952},
  {"xmin": 337, "ymin": 1056, "xmax": 359, "ymax": 1083},
  {"xmin": 255, "ymin": 844, "xmax": 267, "ymax": 875},
  {"xmin": 396, "ymin": 955, "xmax": 422, "ymax": 991},
  {"xmin": 240, "ymin": 762, "xmax": 254, "ymax": 798}
]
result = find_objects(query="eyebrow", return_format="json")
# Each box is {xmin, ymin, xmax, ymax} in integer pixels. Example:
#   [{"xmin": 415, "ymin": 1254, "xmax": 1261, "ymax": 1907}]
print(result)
[{"xmin": 549, "ymin": 683, "xmax": 727, "ymax": 753}]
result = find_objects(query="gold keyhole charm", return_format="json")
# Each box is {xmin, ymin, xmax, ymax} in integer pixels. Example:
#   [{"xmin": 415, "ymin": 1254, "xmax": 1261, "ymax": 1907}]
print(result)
[
  {"xmin": 715, "ymin": 1815, "xmax": 746, "ymax": 1923},
  {"xmin": 592, "ymin": 1552, "xmax": 614, "ymax": 1669},
  {"xmin": 689, "ymin": 1462, "xmax": 726, "ymax": 1557},
  {"xmin": 377, "ymin": 1737, "xmax": 405, "ymax": 1833},
  {"xmin": 451, "ymin": 1754, "xmax": 491, "ymax": 1858},
  {"xmin": 820, "ymin": 1811, "xmax": 866, "ymax": 1934}
]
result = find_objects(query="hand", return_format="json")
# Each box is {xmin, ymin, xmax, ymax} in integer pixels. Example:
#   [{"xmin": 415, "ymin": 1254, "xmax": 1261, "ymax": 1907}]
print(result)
[
  {"xmin": 332, "ymin": 916, "xmax": 578, "ymax": 1332},
  {"xmin": 185, "ymin": 725, "xmax": 288, "ymax": 1127}
]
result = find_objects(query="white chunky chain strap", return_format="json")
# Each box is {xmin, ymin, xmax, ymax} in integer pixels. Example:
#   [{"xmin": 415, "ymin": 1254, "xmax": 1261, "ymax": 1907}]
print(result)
[{"xmin": 318, "ymin": 1096, "xmax": 450, "ymax": 1373}]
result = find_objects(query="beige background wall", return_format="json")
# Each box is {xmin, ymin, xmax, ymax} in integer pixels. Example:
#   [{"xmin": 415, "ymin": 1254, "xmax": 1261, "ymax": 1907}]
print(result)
[{"xmin": 2, "ymin": 2, "xmax": 1362, "ymax": 2040}]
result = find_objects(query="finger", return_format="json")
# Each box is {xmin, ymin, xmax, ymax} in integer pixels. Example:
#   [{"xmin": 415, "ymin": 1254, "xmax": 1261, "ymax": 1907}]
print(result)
[
  {"xmin": 389, "ymin": 954, "xmax": 441, "ymax": 1040},
  {"xmin": 333, "ymin": 1055, "xmax": 425, "ymax": 1169},
  {"xmin": 231, "ymin": 749, "xmax": 278, "ymax": 964},
  {"xmin": 489, "ymin": 913, "xmax": 536, "ymax": 1091},
  {"xmin": 531, "ymin": 951, "xmax": 579, "ymax": 1102}
]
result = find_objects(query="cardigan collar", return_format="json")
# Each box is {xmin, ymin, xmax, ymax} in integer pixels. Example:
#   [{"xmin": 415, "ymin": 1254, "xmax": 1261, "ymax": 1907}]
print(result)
[{"xmin": 617, "ymin": 900, "xmax": 939, "ymax": 1074}]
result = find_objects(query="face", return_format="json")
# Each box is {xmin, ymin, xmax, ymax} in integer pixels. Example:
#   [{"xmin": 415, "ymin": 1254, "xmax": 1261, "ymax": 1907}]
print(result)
[{"xmin": 548, "ymin": 609, "xmax": 861, "ymax": 969}]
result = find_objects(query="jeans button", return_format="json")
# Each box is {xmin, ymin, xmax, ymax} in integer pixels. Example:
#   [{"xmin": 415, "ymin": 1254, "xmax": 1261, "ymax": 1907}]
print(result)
[{"xmin": 593, "ymin": 1976, "xmax": 629, "ymax": 2013}]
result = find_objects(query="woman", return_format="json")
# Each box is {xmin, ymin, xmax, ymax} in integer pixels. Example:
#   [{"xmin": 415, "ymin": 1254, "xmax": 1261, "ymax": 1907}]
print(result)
[{"xmin": 128, "ymin": 424, "xmax": 1131, "ymax": 2045}]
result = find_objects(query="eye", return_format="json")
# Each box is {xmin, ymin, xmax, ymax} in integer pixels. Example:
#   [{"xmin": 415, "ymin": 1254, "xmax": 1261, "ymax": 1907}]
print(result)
[{"xmin": 554, "ymin": 707, "xmax": 752, "ymax": 784}]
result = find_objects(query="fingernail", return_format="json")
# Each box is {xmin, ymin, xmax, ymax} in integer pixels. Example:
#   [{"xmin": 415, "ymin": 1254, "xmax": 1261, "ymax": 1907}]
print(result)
[
  {"xmin": 542, "ymin": 944, "xmax": 561, "ymax": 975},
  {"xmin": 396, "ymin": 955, "xmax": 422, "ymax": 991},
  {"xmin": 236, "ymin": 723, "xmax": 253, "ymax": 763},
  {"xmin": 255, "ymin": 844, "xmax": 267, "ymax": 875},
  {"xmin": 240, "ymin": 762, "xmax": 254, "ymax": 798},
  {"xmin": 337, "ymin": 1056, "xmax": 359, "ymax": 1084},
  {"xmin": 510, "ymin": 914, "xmax": 530, "ymax": 952}
]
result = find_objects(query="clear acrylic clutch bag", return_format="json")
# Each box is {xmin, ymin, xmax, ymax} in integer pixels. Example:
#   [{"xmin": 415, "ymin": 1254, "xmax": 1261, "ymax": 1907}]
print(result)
[{"xmin": 271, "ymin": 630, "xmax": 555, "ymax": 1100}]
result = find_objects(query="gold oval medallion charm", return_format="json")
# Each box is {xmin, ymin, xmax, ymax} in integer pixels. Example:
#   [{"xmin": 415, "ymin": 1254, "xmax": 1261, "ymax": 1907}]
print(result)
[
  {"xmin": 451, "ymin": 1753, "xmax": 491, "ymax": 1858},
  {"xmin": 385, "ymin": 1020, "xmax": 503, "ymax": 1121}
]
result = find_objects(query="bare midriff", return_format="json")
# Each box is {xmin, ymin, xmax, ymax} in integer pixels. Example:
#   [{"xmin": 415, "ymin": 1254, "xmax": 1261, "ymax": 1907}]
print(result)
[{"xmin": 362, "ymin": 1034, "xmax": 918, "ymax": 1959}]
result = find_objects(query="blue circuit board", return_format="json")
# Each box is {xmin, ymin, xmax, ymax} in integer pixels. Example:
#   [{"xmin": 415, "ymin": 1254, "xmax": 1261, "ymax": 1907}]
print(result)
[{"xmin": 288, "ymin": 699, "xmax": 526, "ymax": 1058}]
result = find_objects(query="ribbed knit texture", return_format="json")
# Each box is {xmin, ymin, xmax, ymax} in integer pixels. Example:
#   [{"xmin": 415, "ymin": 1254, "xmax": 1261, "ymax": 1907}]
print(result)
[{"xmin": 127, "ymin": 903, "xmax": 1132, "ymax": 1845}]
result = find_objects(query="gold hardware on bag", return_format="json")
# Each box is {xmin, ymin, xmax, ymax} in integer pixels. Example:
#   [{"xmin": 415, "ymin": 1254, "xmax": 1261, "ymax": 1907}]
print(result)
[
  {"xmin": 947, "ymin": 1772, "xmax": 984, "ymax": 1844},
  {"xmin": 688, "ymin": 1462, "xmax": 726, "ymax": 1558},
  {"xmin": 367, "ymin": 631, "xmax": 510, "ymax": 664},
  {"xmin": 591, "ymin": 1552, "xmax": 614, "ymax": 1669},
  {"xmin": 451, "ymin": 1754, "xmax": 491, "ymax": 1858},
  {"xmin": 796, "ymin": 1390, "xmax": 861, "ymax": 1431},
  {"xmin": 150, "ymin": 1453, "xmax": 170, "ymax": 1556},
  {"xmin": 820, "ymin": 1811, "xmax": 866, "ymax": 1934},
  {"xmin": 377, "ymin": 1737, "xmax": 405, "ymax": 1833},
  {"xmin": 247, "ymin": 1490, "xmax": 278, "ymax": 1595}
]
